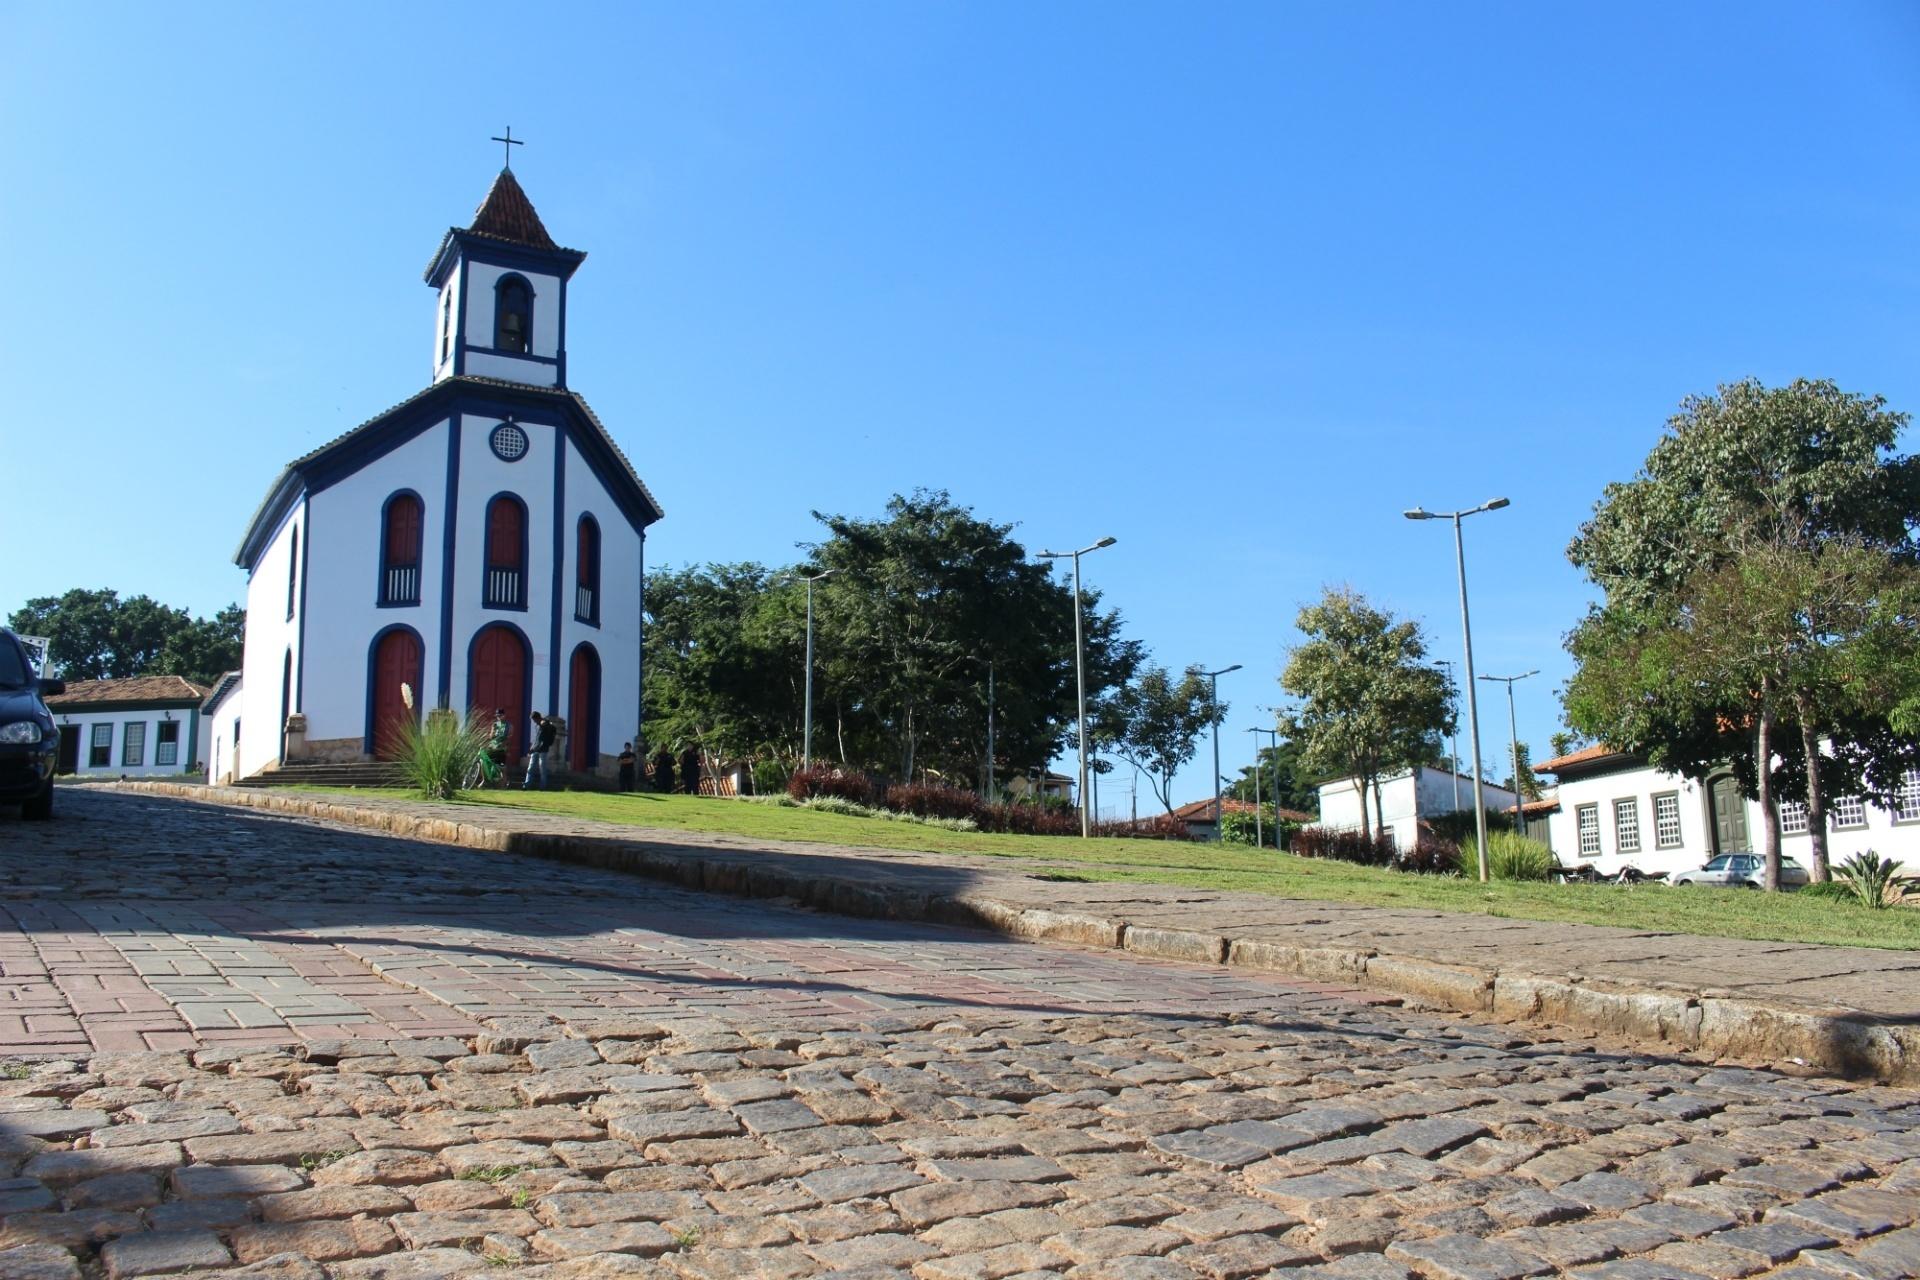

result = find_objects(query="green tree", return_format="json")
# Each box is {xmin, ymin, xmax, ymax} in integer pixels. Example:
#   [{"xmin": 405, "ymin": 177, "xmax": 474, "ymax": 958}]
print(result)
[
  {"xmin": 7, "ymin": 588, "xmax": 220, "ymax": 681},
  {"xmin": 642, "ymin": 563, "xmax": 804, "ymax": 762},
  {"xmin": 1278, "ymin": 587, "xmax": 1453, "ymax": 840},
  {"xmin": 155, "ymin": 604, "xmax": 246, "ymax": 686},
  {"xmin": 1104, "ymin": 664, "xmax": 1222, "ymax": 814},
  {"xmin": 1565, "ymin": 379, "xmax": 1920, "ymax": 888},
  {"xmin": 1500, "ymin": 741, "xmax": 1544, "ymax": 802},
  {"xmin": 1224, "ymin": 737, "xmax": 1319, "ymax": 814}
]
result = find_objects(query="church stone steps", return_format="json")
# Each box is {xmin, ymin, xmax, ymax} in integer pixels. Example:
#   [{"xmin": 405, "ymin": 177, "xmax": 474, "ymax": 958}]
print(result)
[{"xmin": 237, "ymin": 763, "xmax": 406, "ymax": 790}]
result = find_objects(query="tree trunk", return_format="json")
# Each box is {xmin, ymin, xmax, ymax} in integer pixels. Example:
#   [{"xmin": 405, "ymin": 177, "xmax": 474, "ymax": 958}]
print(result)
[
  {"xmin": 1757, "ymin": 698, "xmax": 1782, "ymax": 891},
  {"xmin": 1372, "ymin": 777, "xmax": 1386, "ymax": 844},
  {"xmin": 1356, "ymin": 777, "xmax": 1371, "ymax": 841},
  {"xmin": 1794, "ymin": 700, "xmax": 1831, "ymax": 883}
]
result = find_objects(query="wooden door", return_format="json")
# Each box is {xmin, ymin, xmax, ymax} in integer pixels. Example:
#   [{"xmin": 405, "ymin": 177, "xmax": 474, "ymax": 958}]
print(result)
[
  {"xmin": 469, "ymin": 626, "xmax": 528, "ymax": 761},
  {"xmin": 1709, "ymin": 775, "xmax": 1749, "ymax": 854},
  {"xmin": 370, "ymin": 630, "xmax": 422, "ymax": 760},
  {"xmin": 569, "ymin": 645, "xmax": 599, "ymax": 772}
]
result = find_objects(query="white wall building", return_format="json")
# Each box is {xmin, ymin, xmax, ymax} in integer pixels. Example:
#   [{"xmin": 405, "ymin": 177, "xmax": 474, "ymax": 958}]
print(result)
[
  {"xmin": 201, "ymin": 672, "xmax": 243, "ymax": 786},
  {"xmin": 1317, "ymin": 766, "xmax": 1519, "ymax": 850},
  {"xmin": 47, "ymin": 677, "xmax": 208, "ymax": 780},
  {"xmin": 1534, "ymin": 746, "xmax": 1920, "ymax": 876},
  {"xmin": 230, "ymin": 168, "xmax": 664, "ymax": 781}
]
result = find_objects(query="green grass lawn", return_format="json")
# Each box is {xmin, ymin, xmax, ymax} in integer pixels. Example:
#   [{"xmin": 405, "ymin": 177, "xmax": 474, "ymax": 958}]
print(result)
[{"xmin": 308, "ymin": 787, "xmax": 1920, "ymax": 951}]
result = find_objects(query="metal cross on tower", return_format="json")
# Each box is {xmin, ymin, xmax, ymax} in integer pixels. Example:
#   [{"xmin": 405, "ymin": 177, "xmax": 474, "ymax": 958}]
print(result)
[{"xmin": 491, "ymin": 127, "xmax": 524, "ymax": 169}]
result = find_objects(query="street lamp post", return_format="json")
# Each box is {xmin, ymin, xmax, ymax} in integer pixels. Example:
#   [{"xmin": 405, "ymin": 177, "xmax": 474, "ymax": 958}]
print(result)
[
  {"xmin": 1404, "ymin": 497, "xmax": 1510, "ymax": 882},
  {"xmin": 1436, "ymin": 658, "xmax": 1461, "ymax": 816},
  {"xmin": 1202, "ymin": 664, "xmax": 1242, "ymax": 842},
  {"xmin": 1248, "ymin": 725, "xmax": 1280, "ymax": 847},
  {"xmin": 1480, "ymin": 669, "xmax": 1539, "ymax": 835},
  {"xmin": 795, "ymin": 568, "xmax": 837, "ymax": 771},
  {"xmin": 1039, "ymin": 537, "xmax": 1117, "ymax": 837}
]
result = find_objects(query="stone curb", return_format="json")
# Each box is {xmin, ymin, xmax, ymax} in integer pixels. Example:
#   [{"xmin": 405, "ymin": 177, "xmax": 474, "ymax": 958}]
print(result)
[{"xmin": 109, "ymin": 781, "xmax": 1920, "ymax": 1085}]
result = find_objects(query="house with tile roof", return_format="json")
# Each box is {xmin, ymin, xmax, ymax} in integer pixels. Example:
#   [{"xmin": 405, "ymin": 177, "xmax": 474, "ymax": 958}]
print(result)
[
  {"xmin": 46, "ymin": 676, "xmax": 208, "ymax": 779},
  {"xmin": 226, "ymin": 167, "xmax": 664, "ymax": 782},
  {"xmin": 1533, "ymin": 746, "xmax": 1920, "ymax": 876}
]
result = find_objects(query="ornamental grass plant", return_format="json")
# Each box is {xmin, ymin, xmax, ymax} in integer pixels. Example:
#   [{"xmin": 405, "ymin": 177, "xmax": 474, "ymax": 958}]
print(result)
[{"xmin": 394, "ymin": 709, "xmax": 487, "ymax": 800}]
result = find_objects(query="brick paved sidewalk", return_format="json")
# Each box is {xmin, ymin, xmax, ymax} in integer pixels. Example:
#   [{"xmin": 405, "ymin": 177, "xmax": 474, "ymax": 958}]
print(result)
[{"xmin": 113, "ymin": 783, "xmax": 1920, "ymax": 1084}]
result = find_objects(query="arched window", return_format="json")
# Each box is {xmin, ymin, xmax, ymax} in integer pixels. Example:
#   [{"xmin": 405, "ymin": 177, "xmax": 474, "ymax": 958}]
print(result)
[
  {"xmin": 575, "ymin": 515, "xmax": 601, "ymax": 625},
  {"xmin": 286, "ymin": 527, "xmax": 299, "ymax": 620},
  {"xmin": 483, "ymin": 494, "xmax": 527, "ymax": 609},
  {"xmin": 494, "ymin": 275, "xmax": 532, "ymax": 353},
  {"xmin": 379, "ymin": 492, "xmax": 424, "ymax": 606}
]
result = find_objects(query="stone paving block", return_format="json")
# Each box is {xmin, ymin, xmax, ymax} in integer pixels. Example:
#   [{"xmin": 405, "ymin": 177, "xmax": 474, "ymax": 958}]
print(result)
[
  {"xmin": 0, "ymin": 1243, "xmax": 83, "ymax": 1280},
  {"xmin": 170, "ymin": 1163, "xmax": 306, "ymax": 1199},
  {"xmin": 1386, "ymin": 1233, "xmax": 1552, "ymax": 1280},
  {"xmin": 100, "ymin": 1229, "xmax": 233, "ymax": 1278}
]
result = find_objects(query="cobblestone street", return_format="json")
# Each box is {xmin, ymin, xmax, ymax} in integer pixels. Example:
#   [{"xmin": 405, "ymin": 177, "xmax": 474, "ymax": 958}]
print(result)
[{"xmin": 0, "ymin": 788, "xmax": 1916, "ymax": 1278}]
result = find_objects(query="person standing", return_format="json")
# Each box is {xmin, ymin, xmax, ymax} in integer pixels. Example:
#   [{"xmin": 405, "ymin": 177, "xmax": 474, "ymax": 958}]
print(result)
[
  {"xmin": 524, "ymin": 712, "xmax": 559, "ymax": 790},
  {"xmin": 678, "ymin": 744, "xmax": 700, "ymax": 796},
  {"xmin": 650, "ymin": 746, "xmax": 674, "ymax": 794},
  {"xmin": 616, "ymin": 742, "xmax": 637, "ymax": 792},
  {"xmin": 484, "ymin": 709, "xmax": 511, "ymax": 787}
]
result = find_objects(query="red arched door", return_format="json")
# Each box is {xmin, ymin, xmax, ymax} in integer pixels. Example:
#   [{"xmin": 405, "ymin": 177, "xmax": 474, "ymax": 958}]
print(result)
[
  {"xmin": 569, "ymin": 644, "xmax": 600, "ymax": 772},
  {"xmin": 370, "ymin": 629, "xmax": 423, "ymax": 760},
  {"xmin": 469, "ymin": 625, "xmax": 529, "ymax": 761}
]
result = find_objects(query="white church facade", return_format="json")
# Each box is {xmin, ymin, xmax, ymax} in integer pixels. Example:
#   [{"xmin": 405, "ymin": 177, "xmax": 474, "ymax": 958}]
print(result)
[{"xmin": 222, "ymin": 167, "xmax": 663, "ymax": 782}]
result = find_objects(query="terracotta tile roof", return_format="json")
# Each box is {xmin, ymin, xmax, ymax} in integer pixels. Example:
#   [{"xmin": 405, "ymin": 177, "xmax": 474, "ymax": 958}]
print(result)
[
  {"xmin": 468, "ymin": 168, "xmax": 559, "ymax": 251},
  {"xmin": 48, "ymin": 675, "xmax": 208, "ymax": 709},
  {"xmin": 1168, "ymin": 797, "xmax": 1317, "ymax": 823},
  {"xmin": 1533, "ymin": 744, "xmax": 1627, "ymax": 773},
  {"xmin": 1504, "ymin": 797, "xmax": 1562, "ymax": 815}
]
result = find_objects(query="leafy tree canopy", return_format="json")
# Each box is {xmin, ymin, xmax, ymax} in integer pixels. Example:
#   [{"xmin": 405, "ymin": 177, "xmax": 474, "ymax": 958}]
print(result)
[
  {"xmin": 7, "ymin": 589, "xmax": 244, "ymax": 686},
  {"xmin": 1101, "ymin": 665, "xmax": 1223, "ymax": 814}
]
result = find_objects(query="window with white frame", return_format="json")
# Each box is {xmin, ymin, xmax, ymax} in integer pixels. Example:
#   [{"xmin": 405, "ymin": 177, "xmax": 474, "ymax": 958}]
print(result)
[
  {"xmin": 1577, "ymin": 803, "xmax": 1601, "ymax": 856},
  {"xmin": 1896, "ymin": 769, "xmax": 1920, "ymax": 824},
  {"xmin": 1613, "ymin": 798, "xmax": 1641, "ymax": 853},
  {"xmin": 1653, "ymin": 792, "xmax": 1682, "ymax": 849},
  {"xmin": 155, "ymin": 720, "xmax": 180, "ymax": 767},
  {"xmin": 1831, "ymin": 795, "xmax": 1868, "ymax": 829},
  {"xmin": 121, "ymin": 722, "xmax": 145, "ymax": 768},
  {"xmin": 88, "ymin": 723, "xmax": 112, "ymax": 768},
  {"xmin": 1778, "ymin": 801, "xmax": 1809, "ymax": 835}
]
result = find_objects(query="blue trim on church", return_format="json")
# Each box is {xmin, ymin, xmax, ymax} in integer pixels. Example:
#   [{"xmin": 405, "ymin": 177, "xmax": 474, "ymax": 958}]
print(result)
[
  {"xmin": 437, "ymin": 414, "xmax": 463, "ymax": 709},
  {"xmin": 548, "ymin": 438, "xmax": 566, "ymax": 715}
]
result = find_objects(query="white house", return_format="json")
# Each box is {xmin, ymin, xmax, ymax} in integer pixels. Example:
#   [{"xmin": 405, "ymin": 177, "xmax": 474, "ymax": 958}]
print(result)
[
  {"xmin": 1534, "ymin": 745, "xmax": 1920, "ymax": 876},
  {"xmin": 229, "ymin": 167, "xmax": 664, "ymax": 781},
  {"xmin": 47, "ymin": 677, "xmax": 208, "ymax": 780},
  {"xmin": 201, "ymin": 671, "xmax": 243, "ymax": 786},
  {"xmin": 1316, "ymin": 766, "xmax": 1519, "ymax": 850}
]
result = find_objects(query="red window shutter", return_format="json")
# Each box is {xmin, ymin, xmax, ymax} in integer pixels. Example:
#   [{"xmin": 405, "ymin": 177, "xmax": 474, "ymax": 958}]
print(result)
[
  {"xmin": 487, "ymin": 498, "xmax": 522, "ymax": 570},
  {"xmin": 387, "ymin": 497, "xmax": 422, "ymax": 566}
]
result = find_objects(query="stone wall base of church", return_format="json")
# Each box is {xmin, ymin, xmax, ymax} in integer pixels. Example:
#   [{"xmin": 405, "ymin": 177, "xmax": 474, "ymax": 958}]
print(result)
[{"xmin": 300, "ymin": 736, "xmax": 371, "ymax": 764}]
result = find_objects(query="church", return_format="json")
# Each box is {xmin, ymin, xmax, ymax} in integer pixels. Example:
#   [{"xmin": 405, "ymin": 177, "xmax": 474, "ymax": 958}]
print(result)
[{"xmin": 222, "ymin": 162, "xmax": 663, "ymax": 782}]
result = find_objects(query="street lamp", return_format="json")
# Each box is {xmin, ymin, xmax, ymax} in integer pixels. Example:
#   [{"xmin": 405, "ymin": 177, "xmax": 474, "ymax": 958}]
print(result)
[
  {"xmin": 790, "ymin": 568, "xmax": 837, "ymax": 771},
  {"xmin": 1436, "ymin": 658, "xmax": 1461, "ymax": 816},
  {"xmin": 1246, "ymin": 725, "xmax": 1279, "ymax": 848},
  {"xmin": 1202, "ymin": 664, "xmax": 1242, "ymax": 841},
  {"xmin": 1038, "ymin": 536, "xmax": 1117, "ymax": 837},
  {"xmin": 1480, "ymin": 669, "xmax": 1539, "ymax": 834},
  {"xmin": 1404, "ymin": 497, "xmax": 1509, "ymax": 881}
]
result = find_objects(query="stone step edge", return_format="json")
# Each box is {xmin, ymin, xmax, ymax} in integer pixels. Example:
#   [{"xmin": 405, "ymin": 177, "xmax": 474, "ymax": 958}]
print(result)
[{"xmin": 110, "ymin": 780, "xmax": 1918, "ymax": 1085}]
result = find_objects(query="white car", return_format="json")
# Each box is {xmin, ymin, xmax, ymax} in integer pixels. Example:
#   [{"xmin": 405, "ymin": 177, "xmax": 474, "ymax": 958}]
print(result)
[{"xmin": 1669, "ymin": 853, "xmax": 1809, "ymax": 888}]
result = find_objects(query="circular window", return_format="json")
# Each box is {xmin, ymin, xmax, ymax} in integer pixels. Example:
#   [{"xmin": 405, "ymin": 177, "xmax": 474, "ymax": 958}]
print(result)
[{"xmin": 490, "ymin": 423, "xmax": 529, "ymax": 462}]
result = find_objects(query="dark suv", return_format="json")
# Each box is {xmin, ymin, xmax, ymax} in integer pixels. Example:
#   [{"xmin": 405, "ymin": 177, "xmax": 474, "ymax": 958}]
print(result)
[{"xmin": 0, "ymin": 629, "xmax": 63, "ymax": 819}]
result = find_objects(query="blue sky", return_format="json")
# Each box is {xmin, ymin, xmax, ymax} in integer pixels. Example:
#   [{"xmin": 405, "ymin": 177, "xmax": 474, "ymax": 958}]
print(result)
[{"xmin": 3, "ymin": 3, "xmax": 1917, "ymax": 813}]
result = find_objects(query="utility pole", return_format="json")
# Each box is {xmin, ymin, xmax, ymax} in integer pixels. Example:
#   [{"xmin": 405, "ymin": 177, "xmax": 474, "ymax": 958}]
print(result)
[
  {"xmin": 1248, "ymin": 725, "xmax": 1280, "ymax": 848},
  {"xmin": 1202, "ymin": 665, "xmax": 1242, "ymax": 842},
  {"xmin": 1038, "ymin": 537, "xmax": 1117, "ymax": 837},
  {"xmin": 795, "ymin": 568, "xmax": 838, "ymax": 771},
  {"xmin": 1480, "ymin": 670, "xmax": 1539, "ymax": 834},
  {"xmin": 1437, "ymin": 658, "xmax": 1461, "ymax": 816}
]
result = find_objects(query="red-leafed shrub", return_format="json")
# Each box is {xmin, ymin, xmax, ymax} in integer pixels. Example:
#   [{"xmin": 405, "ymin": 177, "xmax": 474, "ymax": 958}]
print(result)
[
  {"xmin": 1095, "ymin": 812, "xmax": 1195, "ymax": 841},
  {"xmin": 1290, "ymin": 825, "xmax": 1397, "ymax": 867},
  {"xmin": 885, "ymin": 782, "xmax": 984, "ymax": 823},
  {"xmin": 787, "ymin": 767, "xmax": 882, "ymax": 806},
  {"xmin": 976, "ymin": 801, "xmax": 1083, "ymax": 837},
  {"xmin": 1393, "ymin": 835, "xmax": 1461, "ymax": 875}
]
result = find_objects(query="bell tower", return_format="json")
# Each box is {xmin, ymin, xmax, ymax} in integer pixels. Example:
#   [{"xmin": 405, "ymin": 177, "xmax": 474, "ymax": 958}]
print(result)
[{"xmin": 425, "ymin": 155, "xmax": 586, "ymax": 390}]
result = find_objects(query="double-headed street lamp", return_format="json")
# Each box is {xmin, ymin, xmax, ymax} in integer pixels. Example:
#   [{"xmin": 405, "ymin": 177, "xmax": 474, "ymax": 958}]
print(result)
[
  {"xmin": 1202, "ymin": 664, "xmax": 1242, "ymax": 841},
  {"xmin": 791, "ymin": 568, "xmax": 837, "ymax": 771},
  {"xmin": 1246, "ymin": 725, "xmax": 1280, "ymax": 848},
  {"xmin": 1404, "ymin": 497, "xmax": 1510, "ymax": 882},
  {"xmin": 1480, "ymin": 669, "xmax": 1539, "ymax": 833},
  {"xmin": 1038, "ymin": 536, "xmax": 1117, "ymax": 837}
]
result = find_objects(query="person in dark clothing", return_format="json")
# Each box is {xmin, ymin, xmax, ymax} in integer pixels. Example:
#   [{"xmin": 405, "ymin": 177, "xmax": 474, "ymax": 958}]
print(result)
[
  {"xmin": 524, "ymin": 712, "xmax": 559, "ymax": 790},
  {"xmin": 616, "ymin": 743, "xmax": 637, "ymax": 792},
  {"xmin": 650, "ymin": 747, "xmax": 674, "ymax": 794},
  {"xmin": 678, "ymin": 746, "xmax": 700, "ymax": 795}
]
